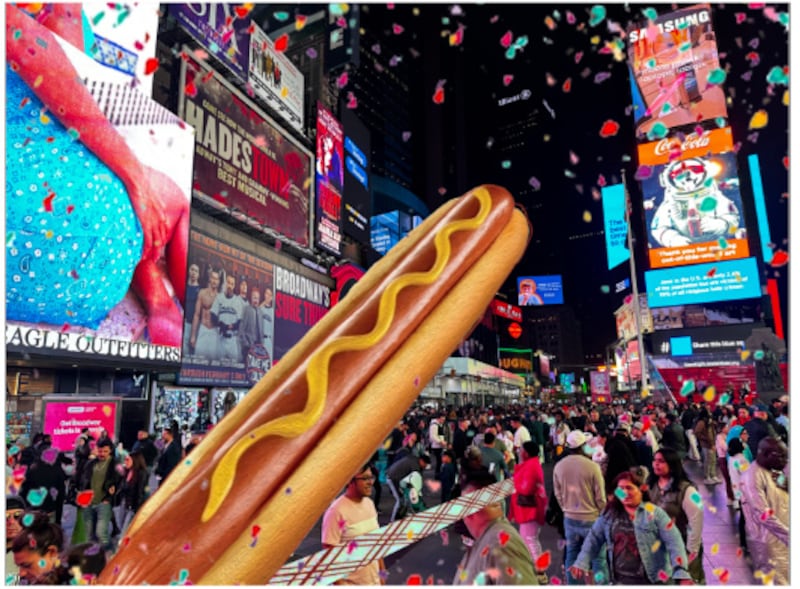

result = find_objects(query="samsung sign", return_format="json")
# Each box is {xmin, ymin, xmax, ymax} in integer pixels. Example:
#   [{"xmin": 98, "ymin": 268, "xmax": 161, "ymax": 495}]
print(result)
[{"xmin": 498, "ymin": 89, "xmax": 532, "ymax": 107}]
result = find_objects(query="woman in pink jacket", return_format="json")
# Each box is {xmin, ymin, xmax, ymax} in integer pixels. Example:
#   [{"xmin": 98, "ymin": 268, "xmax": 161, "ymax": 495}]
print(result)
[{"xmin": 509, "ymin": 440, "xmax": 547, "ymax": 581}]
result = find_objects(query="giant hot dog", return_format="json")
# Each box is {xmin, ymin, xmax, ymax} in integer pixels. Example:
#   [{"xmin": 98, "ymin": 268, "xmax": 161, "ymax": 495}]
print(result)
[{"xmin": 99, "ymin": 185, "xmax": 530, "ymax": 585}]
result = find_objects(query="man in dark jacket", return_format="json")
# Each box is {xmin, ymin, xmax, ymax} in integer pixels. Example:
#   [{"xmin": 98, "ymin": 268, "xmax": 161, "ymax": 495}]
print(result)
[
  {"xmin": 132, "ymin": 430, "xmax": 158, "ymax": 473},
  {"xmin": 19, "ymin": 441, "xmax": 66, "ymax": 525},
  {"xmin": 660, "ymin": 412, "xmax": 688, "ymax": 459},
  {"xmin": 155, "ymin": 427, "xmax": 182, "ymax": 486},
  {"xmin": 603, "ymin": 423, "xmax": 638, "ymax": 496},
  {"xmin": 78, "ymin": 438, "xmax": 121, "ymax": 551},
  {"xmin": 743, "ymin": 404, "xmax": 779, "ymax": 459},
  {"xmin": 385, "ymin": 453, "xmax": 430, "ymax": 521}
]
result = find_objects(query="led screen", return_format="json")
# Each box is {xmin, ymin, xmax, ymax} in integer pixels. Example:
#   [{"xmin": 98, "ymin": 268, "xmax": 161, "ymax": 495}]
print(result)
[{"xmin": 517, "ymin": 275, "xmax": 564, "ymax": 306}]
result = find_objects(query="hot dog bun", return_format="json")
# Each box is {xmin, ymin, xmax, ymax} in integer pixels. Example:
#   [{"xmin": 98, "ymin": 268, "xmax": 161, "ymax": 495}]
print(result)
[{"xmin": 100, "ymin": 185, "xmax": 530, "ymax": 585}]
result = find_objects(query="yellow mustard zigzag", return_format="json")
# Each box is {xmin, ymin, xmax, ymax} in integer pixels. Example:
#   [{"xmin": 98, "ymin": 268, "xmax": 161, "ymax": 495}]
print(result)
[{"xmin": 201, "ymin": 187, "xmax": 493, "ymax": 522}]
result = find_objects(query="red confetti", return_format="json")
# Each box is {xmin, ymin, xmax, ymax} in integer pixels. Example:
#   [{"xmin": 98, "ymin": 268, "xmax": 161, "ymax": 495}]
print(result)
[
  {"xmin": 247, "ymin": 23, "xmax": 256, "ymax": 34},
  {"xmin": 251, "ymin": 524, "xmax": 261, "ymax": 537},
  {"xmin": 185, "ymin": 81, "xmax": 197, "ymax": 98},
  {"xmin": 506, "ymin": 567, "xmax": 516, "ymax": 577},
  {"xmin": 433, "ymin": 87, "xmax": 445, "ymax": 104},
  {"xmin": 658, "ymin": 570, "xmax": 669, "ymax": 582},
  {"xmin": 597, "ymin": 174, "xmax": 607, "ymax": 187},
  {"xmin": 551, "ymin": 576, "xmax": 562, "ymax": 585},
  {"xmin": 706, "ymin": 267, "xmax": 717, "ymax": 278},
  {"xmin": 144, "ymin": 57, "xmax": 159, "ymax": 75},
  {"xmin": 599, "ymin": 120, "xmax": 620, "ymax": 137},
  {"xmin": 274, "ymin": 34, "xmax": 289, "ymax": 52},
  {"xmin": 295, "ymin": 15, "xmax": 307, "ymax": 28},
  {"xmin": 719, "ymin": 569, "xmax": 730, "ymax": 583},
  {"xmin": 43, "ymin": 191, "xmax": 55, "ymax": 211},
  {"xmin": 61, "ymin": 323, "xmax": 70, "ymax": 333},
  {"xmin": 503, "ymin": 74, "xmax": 513, "ymax": 86},
  {"xmin": 481, "ymin": 546, "xmax": 491, "ymax": 557},
  {"xmin": 562, "ymin": 78, "xmax": 572, "ymax": 92},
  {"xmin": 202, "ymin": 70, "xmax": 214, "ymax": 83},
  {"xmin": 498, "ymin": 530, "xmax": 510, "ymax": 546},
  {"xmin": 69, "ymin": 270, "xmax": 79, "ymax": 279},
  {"xmin": 782, "ymin": 156, "xmax": 789, "ymax": 169},
  {"xmin": 120, "ymin": 536, "xmax": 131, "ymax": 548},
  {"xmin": 769, "ymin": 250, "xmax": 789, "ymax": 267},
  {"xmin": 735, "ymin": 12, "xmax": 747, "ymax": 24},
  {"xmin": 234, "ymin": 5, "xmax": 251, "ymax": 19},
  {"xmin": 134, "ymin": 40, "xmax": 144, "ymax": 51},
  {"xmin": 406, "ymin": 574, "xmax": 422, "ymax": 585},
  {"xmin": 76, "ymin": 490, "xmax": 94, "ymax": 507},
  {"xmin": 500, "ymin": 30, "xmax": 513, "ymax": 48},
  {"xmin": 392, "ymin": 23, "xmax": 404, "ymax": 35},
  {"xmin": 535, "ymin": 551, "xmax": 551, "ymax": 571}
]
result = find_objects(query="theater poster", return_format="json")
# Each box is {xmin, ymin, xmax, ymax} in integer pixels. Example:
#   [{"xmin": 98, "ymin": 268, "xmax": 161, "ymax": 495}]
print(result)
[
  {"xmin": 6, "ymin": 7, "xmax": 194, "ymax": 365},
  {"xmin": 638, "ymin": 128, "xmax": 749, "ymax": 269},
  {"xmin": 179, "ymin": 56, "xmax": 313, "ymax": 249},
  {"xmin": 627, "ymin": 4, "xmax": 728, "ymax": 141},
  {"xmin": 315, "ymin": 104, "xmax": 345, "ymax": 255}
]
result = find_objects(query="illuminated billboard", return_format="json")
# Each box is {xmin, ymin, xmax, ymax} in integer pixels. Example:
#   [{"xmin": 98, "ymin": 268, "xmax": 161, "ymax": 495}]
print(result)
[
  {"xmin": 341, "ymin": 109, "xmax": 372, "ymax": 244},
  {"xmin": 316, "ymin": 104, "xmax": 345, "ymax": 255},
  {"xmin": 645, "ymin": 257, "xmax": 762, "ymax": 308},
  {"xmin": 7, "ymin": 6, "xmax": 194, "ymax": 364},
  {"xmin": 370, "ymin": 211, "xmax": 421, "ymax": 256},
  {"xmin": 179, "ymin": 56, "xmax": 313, "ymax": 248},
  {"xmin": 639, "ymin": 128, "xmax": 749, "ymax": 269},
  {"xmin": 43, "ymin": 400, "xmax": 120, "ymax": 453},
  {"xmin": 517, "ymin": 275, "xmax": 564, "ymax": 306},
  {"xmin": 626, "ymin": 4, "xmax": 727, "ymax": 141}
]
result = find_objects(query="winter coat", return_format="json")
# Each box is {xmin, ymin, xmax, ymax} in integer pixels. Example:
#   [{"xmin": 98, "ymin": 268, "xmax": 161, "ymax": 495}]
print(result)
[{"xmin": 509, "ymin": 456, "xmax": 546, "ymax": 525}]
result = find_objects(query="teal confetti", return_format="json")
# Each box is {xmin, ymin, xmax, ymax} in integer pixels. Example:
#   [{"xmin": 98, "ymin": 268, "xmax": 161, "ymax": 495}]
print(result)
[
  {"xmin": 329, "ymin": 4, "xmax": 345, "ymax": 17},
  {"xmin": 13, "ymin": 28, "xmax": 22, "ymax": 40},
  {"xmin": 642, "ymin": 8, "xmax": 658, "ymax": 21},
  {"xmin": 698, "ymin": 196, "xmax": 718, "ymax": 212},
  {"xmin": 646, "ymin": 122, "xmax": 669, "ymax": 140},
  {"xmin": 595, "ymin": 572, "xmax": 606, "ymax": 583},
  {"xmin": 564, "ymin": 169, "xmax": 576, "ymax": 179},
  {"xmin": 116, "ymin": 8, "xmax": 131, "ymax": 26},
  {"xmin": 645, "ymin": 58, "xmax": 657, "ymax": 69},
  {"xmin": 501, "ymin": 160, "xmax": 512, "ymax": 169},
  {"xmin": 679, "ymin": 41, "xmax": 692, "ymax": 52},
  {"xmin": 600, "ymin": 285, "xmax": 611, "ymax": 294},
  {"xmin": 615, "ymin": 487, "xmax": 627, "ymax": 500},
  {"xmin": 184, "ymin": 459, "xmax": 192, "ymax": 466},
  {"xmin": 273, "ymin": 11, "xmax": 290, "ymax": 22},
  {"xmin": 719, "ymin": 392, "xmax": 731, "ymax": 405},
  {"xmin": 209, "ymin": 42, "xmax": 220, "ymax": 53},
  {"xmin": 715, "ymin": 117, "xmax": 727, "ymax": 128},
  {"xmin": 22, "ymin": 513, "xmax": 35, "ymax": 527},
  {"xmin": 766, "ymin": 66, "xmax": 789, "ymax": 86},
  {"xmin": 778, "ymin": 12, "xmax": 789, "ymax": 27},
  {"xmin": 442, "ymin": 16, "xmax": 450, "ymax": 25},
  {"xmin": 680, "ymin": 380, "xmax": 695, "ymax": 396},
  {"xmin": 67, "ymin": 128, "xmax": 80, "ymax": 141},
  {"xmin": 589, "ymin": 5, "xmax": 607, "ymax": 26},
  {"xmin": 178, "ymin": 569, "xmax": 189, "ymax": 583},
  {"xmin": 754, "ymin": 350, "xmax": 765, "ymax": 361},
  {"xmin": 707, "ymin": 68, "xmax": 727, "ymax": 85},
  {"xmin": 26, "ymin": 487, "xmax": 47, "ymax": 507},
  {"xmin": 690, "ymin": 491, "xmax": 702, "ymax": 505},
  {"xmin": 92, "ymin": 11, "xmax": 105, "ymax": 26},
  {"xmin": 718, "ymin": 238, "xmax": 729, "ymax": 250},
  {"xmin": 6, "ymin": 231, "xmax": 16, "ymax": 248}
]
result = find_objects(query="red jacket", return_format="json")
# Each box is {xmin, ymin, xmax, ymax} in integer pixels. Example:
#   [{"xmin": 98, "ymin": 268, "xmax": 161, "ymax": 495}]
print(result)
[{"xmin": 509, "ymin": 456, "xmax": 546, "ymax": 525}]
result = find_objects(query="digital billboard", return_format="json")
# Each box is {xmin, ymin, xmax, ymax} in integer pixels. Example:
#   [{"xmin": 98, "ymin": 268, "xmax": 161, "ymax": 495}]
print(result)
[
  {"xmin": 341, "ymin": 108, "xmax": 373, "ymax": 244},
  {"xmin": 316, "ymin": 104, "xmax": 345, "ymax": 255},
  {"xmin": 43, "ymin": 400, "xmax": 120, "ymax": 453},
  {"xmin": 517, "ymin": 275, "xmax": 564, "ymax": 306},
  {"xmin": 370, "ymin": 211, "xmax": 421, "ymax": 256},
  {"xmin": 6, "ymin": 7, "xmax": 194, "ymax": 364},
  {"xmin": 615, "ymin": 294, "xmax": 654, "ymax": 342},
  {"xmin": 179, "ymin": 56, "xmax": 313, "ymax": 248},
  {"xmin": 601, "ymin": 184, "xmax": 630, "ymax": 270},
  {"xmin": 179, "ymin": 228, "xmax": 332, "ymax": 388},
  {"xmin": 499, "ymin": 348, "xmax": 534, "ymax": 374},
  {"xmin": 645, "ymin": 257, "xmax": 762, "ymax": 308},
  {"xmin": 249, "ymin": 23, "xmax": 305, "ymax": 133},
  {"xmin": 170, "ymin": 3, "xmax": 251, "ymax": 81},
  {"xmin": 651, "ymin": 300, "xmax": 761, "ymax": 331},
  {"xmin": 626, "ymin": 4, "xmax": 727, "ymax": 141},
  {"xmin": 639, "ymin": 128, "xmax": 749, "ymax": 269}
]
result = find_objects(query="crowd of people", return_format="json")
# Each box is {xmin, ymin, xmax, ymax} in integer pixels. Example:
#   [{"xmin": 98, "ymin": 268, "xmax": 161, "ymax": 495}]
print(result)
[
  {"xmin": 5, "ymin": 395, "xmax": 789, "ymax": 585},
  {"xmin": 327, "ymin": 394, "xmax": 789, "ymax": 585}
]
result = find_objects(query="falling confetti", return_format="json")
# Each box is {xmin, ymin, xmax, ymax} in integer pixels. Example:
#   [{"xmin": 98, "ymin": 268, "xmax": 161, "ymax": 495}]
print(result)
[
  {"xmin": 600, "ymin": 285, "xmax": 610, "ymax": 294},
  {"xmin": 651, "ymin": 540, "xmax": 661, "ymax": 553},
  {"xmin": 703, "ymin": 386, "xmax": 716, "ymax": 402},
  {"xmin": 769, "ymin": 250, "xmax": 789, "ymax": 267},
  {"xmin": 634, "ymin": 165, "xmax": 652, "ymax": 180},
  {"xmin": 274, "ymin": 34, "xmax": 289, "ymax": 52},
  {"xmin": 710, "ymin": 543, "xmax": 720, "ymax": 555},
  {"xmin": 433, "ymin": 81, "xmax": 446, "ymax": 104},
  {"xmin": 144, "ymin": 57, "xmax": 159, "ymax": 75},
  {"xmin": 76, "ymin": 490, "xmax": 94, "ymax": 508},
  {"xmin": 589, "ymin": 5, "xmax": 607, "ymax": 27},
  {"xmin": 582, "ymin": 210, "xmax": 592, "ymax": 223},
  {"xmin": 748, "ymin": 110, "xmax": 769, "ymax": 129},
  {"xmin": 535, "ymin": 551, "xmax": 551, "ymax": 571},
  {"xmin": 599, "ymin": 120, "xmax": 619, "ymax": 137}
]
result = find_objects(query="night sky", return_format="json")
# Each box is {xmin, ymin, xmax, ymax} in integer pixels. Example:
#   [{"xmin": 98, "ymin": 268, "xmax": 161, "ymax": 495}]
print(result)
[{"xmin": 350, "ymin": 3, "xmax": 790, "ymax": 357}]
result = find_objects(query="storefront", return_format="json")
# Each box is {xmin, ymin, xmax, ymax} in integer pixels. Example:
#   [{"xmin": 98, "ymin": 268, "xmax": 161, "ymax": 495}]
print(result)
[{"xmin": 419, "ymin": 357, "xmax": 525, "ymax": 408}]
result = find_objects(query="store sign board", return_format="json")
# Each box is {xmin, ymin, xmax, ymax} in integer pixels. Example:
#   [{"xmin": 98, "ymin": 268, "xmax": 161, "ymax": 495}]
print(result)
[{"xmin": 43, "ymin": 401, "xmax": 119, "ymax": 453}]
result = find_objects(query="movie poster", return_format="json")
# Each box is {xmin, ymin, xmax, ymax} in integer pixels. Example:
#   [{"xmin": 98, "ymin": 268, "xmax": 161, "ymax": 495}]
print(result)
[
  {"xmin": 626, "ymin": 4, "xmax": 727, "ymax": 141},
  {"xmin": 6, "ymin": 6, "xmax": 194, "ymax": 365}
]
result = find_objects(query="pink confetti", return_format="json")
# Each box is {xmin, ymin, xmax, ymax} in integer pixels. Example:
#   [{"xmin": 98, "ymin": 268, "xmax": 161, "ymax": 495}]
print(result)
[
  {"xmin": 503, "ymin": 74, "xmax": 514, "ymax": 86},
  {"xmin": 392, "ymin": 23, "xmax": 404, "ymax": 35},
  {"xmin": 500, "ymin": 31, "xmax": 513, "ymax": 48},
  {"xmin": 336, "ymin": 72, "xmax": 348, "ymax": 88}
]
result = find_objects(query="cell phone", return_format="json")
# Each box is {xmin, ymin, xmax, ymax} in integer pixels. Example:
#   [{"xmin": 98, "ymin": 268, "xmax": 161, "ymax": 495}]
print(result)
[{"xmin": 679, "ymin": 63, "xmax": 702, "ymax": 103}]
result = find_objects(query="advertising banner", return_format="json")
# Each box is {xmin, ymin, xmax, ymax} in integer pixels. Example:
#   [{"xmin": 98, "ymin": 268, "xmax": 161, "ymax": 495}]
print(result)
[
  {"xmin": 341, "ymin": 109, "xmax": 372, "ymax": 244},
  {"xmin": 491, "ymin": 300, "xmax": 523, "ymax": 322},
  {"xmin": 615, "ymin": 294, "xmax": 654, "ymax": 342},
  {"xmin": 6, "ymin": 17, "xmax": 194, "ymax": 365},
  {"xmin": 179, "ymin": 57, "xmax": 313, "ymax": 248},
  {"xmin": 590, "ymin": 371, "xmax": 611, "ymax": 403},
  {"xmin": 626, "ymin": 4, "xmax": 727, "ymax": 140},
  {"xmin": 601, "ymin": 184, "xmax": 630, "ymax": 270},
  {"xmin": 517, "ymin": 275, "xmax": 564, "ymax": 306},
  {"xmin": 248, "ymin": 24, "xmax": 305, "ymax": 133},
  {"xmin": 499, "ymin": 348, "xmax": 534, "ymax": 374},
  {"xmin": 180, "ymin": 229, "xmax": 276, "ymax": 388},
  {"xmin": 651, "ymin": 300, "xmax": 761, "ymax": 331},
  {"xmin": 642, "ymin": 149, "xmax": 749, "ymax": 269},
  {"xmin": 645, "ymin": 257, "xmax": 762, "ymax": 308},
  {"xmin": 316, "ymin": 104, "xmax": 345, "ymax": 255},
  {"xmin": 274, "ymin": 266, "xmax": 332, "ymax": 361},
  {"xmin": 651, "ymin": 324, "xmax": 752, "ymax": 356},
  {"xmin": 170, "ymin": 3, "xmax": 251, "ymax": 81},
  {"xmin": 43, "ymin": 400, "xmax": 119, "ymax": 452}
]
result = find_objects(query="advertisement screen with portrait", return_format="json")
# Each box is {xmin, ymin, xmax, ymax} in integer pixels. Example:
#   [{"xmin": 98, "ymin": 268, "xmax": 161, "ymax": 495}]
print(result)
[
  {"xmin": 626, "ymin": 4, "xmax": 727, "ymax": 141},
  {"xmin": 517, "ymin": 275, "xmax": 564, "ymax": 306},
  {"xmin": 315, "ymin": 104, "xmax": 345, "ymax": 255},
  {"xmin": 6, "ymin": 5, "xmax": 194, "ymax": 366},
  {"xmin": 638, "ymin": 128, "xmax": 750, "ymax": 269},
  {"xmin": 179, "ymin": 56, "xmax": 313, "ymax": 248}
]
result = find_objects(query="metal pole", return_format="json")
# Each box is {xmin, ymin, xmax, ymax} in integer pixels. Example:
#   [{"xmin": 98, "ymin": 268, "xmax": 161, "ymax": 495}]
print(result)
[{"xmin": 622, "ymin": 169, "xmax": 649, "ymax": 398}]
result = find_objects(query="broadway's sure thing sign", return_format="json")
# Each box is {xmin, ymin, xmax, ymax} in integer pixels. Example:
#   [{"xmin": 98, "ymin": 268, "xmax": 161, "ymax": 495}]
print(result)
[{"xmin": 179, "ymin": 56, "xmax": 313, "ymax": 248}]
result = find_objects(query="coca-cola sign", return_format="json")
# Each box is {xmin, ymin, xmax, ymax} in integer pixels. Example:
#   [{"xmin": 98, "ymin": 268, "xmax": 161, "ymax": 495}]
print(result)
[
  {"xmin": 653, "ymin": 131, "xmax": 711, "ymax": 157},
  {"xmin": 491, "ymin": 299, "xmax": 523, "ymax": 322}
]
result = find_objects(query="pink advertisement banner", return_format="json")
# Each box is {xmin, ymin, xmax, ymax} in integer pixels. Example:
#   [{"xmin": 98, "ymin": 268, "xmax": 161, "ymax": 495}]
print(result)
[{"xmin": 43, "ymin": 401, "xmax": 119, "ymax": 452}]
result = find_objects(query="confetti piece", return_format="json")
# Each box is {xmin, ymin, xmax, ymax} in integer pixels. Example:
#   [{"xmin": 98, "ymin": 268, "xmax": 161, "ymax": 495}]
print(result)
[
  {"xmin": 433, "ymin": 81, "xmax": 446, "ymax": 104},
  {"xmin": 749, "ymin": 109, "xmax": 769, "ymax": 129},
  {"xmin": 336, "ymin": 72, "xmax": 348, "ymax": 88},
  {"xmin": 528, "ymin": 177, "xmax": 541, "ymax": 190},
  {"xmin": 274, "ymin": 34, "xmax": 289, "ymax": 52},
  {"xmin": 346, "ymin": 540, "xmax": 358, "ymax": 554},
  {"xmin": 634, "ymin": 165, "xmax": 652, "ymax": 180},
  {"xmin": 594, "ymin": 72, "xmax": 611, "ymax": 84},
  {"xmin": 651, "ymin": 540, "xmax": 661, "ymax": 553},
  {"xmin": 680, "ymin": 380, "xmax": 695, "ymax": 396},
  {"xmin": 182, "ymin": 542, "xmax": 191, "ymax": 552},
  {"xmin": 710, "ymin": 543, "xmax": 720, "ymax": 555},
  {"xmin": 144, "ymin": 57, "xmax": 159, "ymax": 75},
  {"xmin": 690, "ymin": 492, "xmax": 702, "ymax": 506},
  {"xmin": 501, "ymin": 160, "xmax": 511, "ymax": 169},
  {"xmin": 600, "ymin": 285, "xmax": 610, "ymax": 294},
  {"xmin": 703, "ymin": 386, "xmax": 716, "ymax": 402},
  {"xmin": 718, "ymin": 569, "xmax": 730, "ymax": 583},
  {"xmin": 346, "ymin": 92, "xmax": 357, "ymax": 109},
  {"xmin": 657, "ymin": 570, "xmax": 669, "ymax": 582},
  {"xmin": 562, "ymin": 78, "xmax": 572, "ymax": 92},
  {"xmin": 735, "ymin": 12, "xmax": 747, "ymax": 24},
  {"xmin": 615, "ymin": 487, "xmax": 626, "ymax": 499},
  {"xmin": 503, "ymin": 74, "xmax": 513, "ymax": 86},
  {"xmin": 599, "ymin": 120, "xmax": 619, "ymax": 137},
  {"xmin": 402, "ymin": 131, "xmax": 412, "ymax": 142},
  {"xmin": 26, "ymin": 488, "xmax": 47, "ymax": 507},
  {"xmin": 407, "ymin": 530, "xmax": 415, "ymax": 540},
  {"xmin": 588, "ymin": 5, "xmax": 606, "ymax": 27},
  {"xmin": 766, "ymin": 65, "xmax": 789, "ymax": 85},
  {"xmin": 392, "ymin": 23, "xmax": 404, "ymax": 35},
  {"xmin": 76, "ymin": 490, "xmax": 94, "ymax": 508},
  {"xmin": 22, "ymin": 513, "xmax": 35, "ymax": 527},
  {"xmin": 535, "ymin": 551, "xmax": 551, "ymax": 571},
  {"xmin": 440, "ymin": 530, "xmax": 449, "ymax": 546},
  {"xmin": 500, "ymin": 30, "xmax": 513, "ymax": 48},
  {"xmin": 582, "ymin": 210, "xmax": 592, "ymax": 223},
  {"xmin": 706, "ymin": 267, "xmax": 717, "ymax": 278},
  {"xmin": 646, "ymin": 122, "xmax": 669, "ymax": 140},
  {"xmin": 707, "ymin": 68, "xmax": 726, "ymax": 85},
  {"xmin": 498, "ymin": 530, "xmax": 510, "ymax": 546},
  {"xmin": 769, "ymin": 250, "xmax": 789, "ymax": 267}
]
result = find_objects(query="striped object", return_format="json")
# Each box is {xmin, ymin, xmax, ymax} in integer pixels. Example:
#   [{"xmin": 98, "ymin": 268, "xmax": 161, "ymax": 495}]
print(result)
[{"xmin": 269, "ymin": 478, "xmax": 515, "ymax": 585}]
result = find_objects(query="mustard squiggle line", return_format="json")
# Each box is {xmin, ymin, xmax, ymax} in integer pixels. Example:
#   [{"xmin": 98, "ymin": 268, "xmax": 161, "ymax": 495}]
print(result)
[{"xmin": 201, "ymin": 188, "xmax": 493, "ymax": 522}]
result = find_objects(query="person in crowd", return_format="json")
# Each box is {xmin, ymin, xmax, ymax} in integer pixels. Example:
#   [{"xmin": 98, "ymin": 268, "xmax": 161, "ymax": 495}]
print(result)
[
  {"xmin": 131, "ymin": 430, "xmax": 158, "ymax": 475},
  {"xmin": 116, "ymin": 450, "xmax": 149, "ymax": 537},
  {"xmin": 510, "ymin": 415, "xmax": 531, "ymax": 464},
  {"xmin": 19, "ymin": 442, "xmax": 66, "ymax": 524},
  {"xmin": 77, "ymin": 438, "xmax": 120, "ymax": 552},
  {"xmin": 715, "ymin": 420, "xmax": 735, "ymax": 505},
  {"xmin": 321, "ymin": 464, "xmax": 386, "ymax": 585},
  {"xmin": 62, "ymin": 542, "xmax": 108, "ymax": 584},
  {"xmin": 385, "ymin": 452, "xmax": 431, "ymax": 522},
  {"xmin": 508, "ymin": 441, "xmax": 547, "ymax": 583},
  {"xmin": 660, "ymin": 412, "xmax": 688, "ymax": 459},
  {"xmin": 551, "ymin": 411, "xmax": 571, "ymax": 458},
  {"xmin": 569, "ymin": 468, "xmax": 693, "ymax": 586},
  {"xmin": 451, "ymin": 418, "xmax": 472, "ymax": 470},
  {"xmin": 6, "ymin": 495, "xmax": 27, "ymax": 583},
  {"xmin": 479, "ymin": 432, "xmax": 509, "ymax": 482},
  {"xmin": 494, "ymin": 421, "xmax": 516, "ymax": 471},
  {"xmin": 743, "ymin": 403, "xmax": 779, "ymax": 460},
  {"xmin": 630, "ymin": 421, "xmax": 655, "ymax": 473},
  {"xmin": 452, "ymin": 469, "xmax": 538, "ymax": 585},
  {"xmin": 437, "ymin": 450, "xmax": 458, "ymax": 503},
  {"xmin": 392, "ymin": 431, "xmax": 421, "ymax": 465},
  {"xmin": 682, "ymin": 405, "xmax": 702, "ymax": 461},
  {"xmin": 648, "ymin": 448, "xmax": 705, "ymax": 583},
  {"xmin": 603, "ymin": 423, "xmax": 637, "ymax": 496},
  {"xmin": 589, "ymin": 429, "xmax": 609, "ymax": 476},
  {"xmin": 740, "ymin": 438, "xmax": 788, "ymax": 585},
  {"xmin": 726, "ymin": 424, "xmax": 754, "ymax": 463},
  {"xmin": 10, "ymin": 511, "xmax": 64, "ymax": 585},
  {"xmin": 553, "ymin": 430, "xmax": 608, "ymax": 585},
  {"xmin": 727, "ymin": 437, "xmax": 750, "ymax": 555},
  {"xmin": 155, "ymin": 426, "xmax": 182, "ymax": 486},
  {"xmin": 428, "ymin": 414, "xmax": 448, "ymax": 477},
  {"xmin": 694, "ymin": 408, "xmax": 719, "ymax": 485}
]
